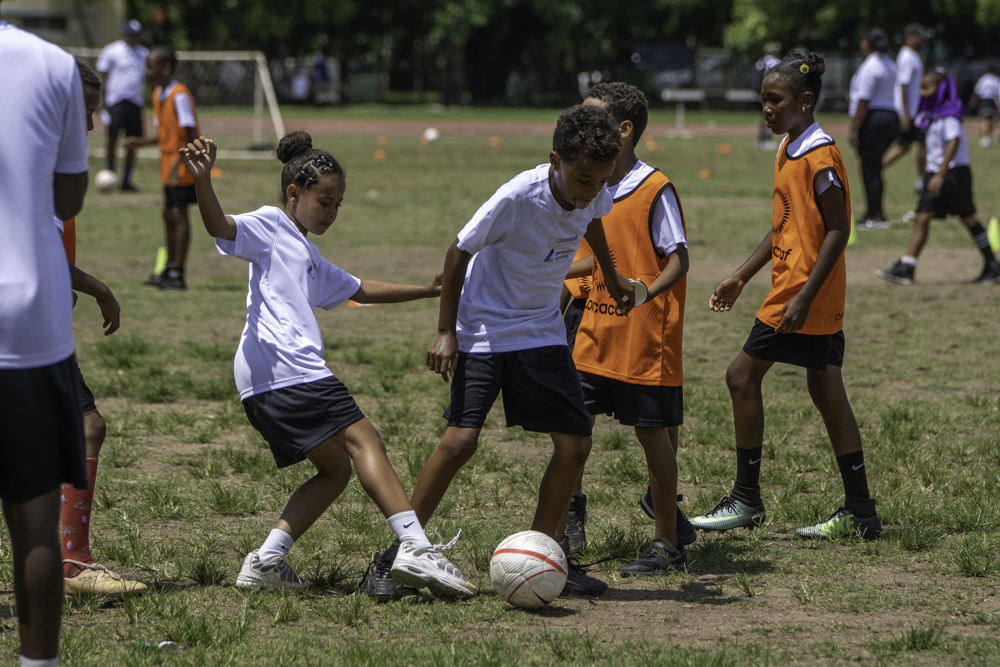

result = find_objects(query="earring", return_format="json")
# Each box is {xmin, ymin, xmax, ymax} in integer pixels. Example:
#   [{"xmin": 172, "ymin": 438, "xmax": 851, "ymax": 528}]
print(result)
[{"xmin": 802, "ymin": 106, "xmax": 808, "ymax": 112}]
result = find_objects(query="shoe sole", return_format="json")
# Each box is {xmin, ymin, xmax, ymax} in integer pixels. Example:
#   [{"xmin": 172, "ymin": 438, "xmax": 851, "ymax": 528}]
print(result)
[
  {"xmin": 875, "ymin": 270, "xmax": 913, "ymax": 285},
  {"xmin": 690, "ymin": 511, "xmax": 766, "ymax": 532},
  {"xmin": 559, "ymin": 582, "xmax": 608, "ymax": 597},
  {"xmin": 235, "ymin": 574, "xmax": 307, "ymax": 592},
  {"xmin": 390, "ymin": 564, "xmax": 476, "ymax": 599},
  {"xmin": 64, "ymin": 579, "xmax": 147, "ymax": 598}
]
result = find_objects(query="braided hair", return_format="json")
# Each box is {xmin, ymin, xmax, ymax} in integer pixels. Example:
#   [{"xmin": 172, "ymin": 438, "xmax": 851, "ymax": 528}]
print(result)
[
  {"xmin": 275, "ymin": 130, "xmax": 345, "ymax": 204},
  {"xmin": 767, "ymin": 51, "xmax": 826, "ymax": 105}
]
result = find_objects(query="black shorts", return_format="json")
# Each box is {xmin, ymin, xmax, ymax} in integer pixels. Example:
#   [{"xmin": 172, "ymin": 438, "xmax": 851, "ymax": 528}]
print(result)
[
  {"xmin": 71, "ymin": 356, "xmax": 98, "ymax": 414},
  {"xmin": 896, "ymin": 123, "xmax": 925, "ymax": 146},
  {"xmin": 443, "ymin": 346, "xmax": 592, "ymax": 436},
  {"xmin": 578, "ymin": 371, "xmax": 683, "ymax": 428},
  {"xmin": 0, "ymin": 355, "xmax": 87, "ymax": 502},
  {"xmin": 164, "ymin": 185, "xmax": 198, "ymax": 209},
  {"xmin": 742, "ymin": 319, "xmax": 845, "ymax": 371},
  {"xmin": 108, "ymin": 100, "xmax": 143, "ymax": 138},
  {"xmin": 242, "ymin": 376, "xmax": 366, "ymax": 468},
  {"xmin": 563, "ymin": 297, "xmax": 586, "ymax": 352},
  {"xmin": 916, "ymin": 166, "xmax": 976, "ymax": 219},
  {"xmin": 978, "ymin": 98, "xmax": 999, "ymax": 118}
]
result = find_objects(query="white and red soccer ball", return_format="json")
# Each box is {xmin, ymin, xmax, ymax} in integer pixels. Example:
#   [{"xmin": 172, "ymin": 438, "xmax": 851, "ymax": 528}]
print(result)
[{"xmin": 490, "ymin": 530, "xmax": 567, "ymax": 609}]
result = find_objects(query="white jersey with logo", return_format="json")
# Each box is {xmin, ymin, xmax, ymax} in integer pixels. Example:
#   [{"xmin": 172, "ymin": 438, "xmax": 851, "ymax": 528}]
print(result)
[
  {"xmin": 456, "ymin": 163, "xmax": 613, "ymax": 353},
  {"xmin": 894, "ymin": 46, "xmax": 924, "ymax": 119},
  {"xmin": 925, "ymin": 117, "xmax": 970, "ymax": 173},
  {"xmin": 0, "ymin": 22, "xmax": 88, "ymax": 370},
  {"xmin": 96, "ymin": 39, "xmax": 149, "ymax": 107},
  {"xmin": 606, "ymin": 160, "xmax": 686, "ymax": 256},
  {"xmin": 216, "ymin": 206, "xmax": 361, "ymax": 399},
  {"xmin": 850, "ymin": 53, "xmax": 897, "ymax": 117}
]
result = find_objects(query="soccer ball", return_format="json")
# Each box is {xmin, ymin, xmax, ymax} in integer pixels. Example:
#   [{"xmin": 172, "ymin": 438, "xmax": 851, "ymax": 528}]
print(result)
[
  {"xmin": 94, "ymin": 169, "xmax": 118, "ymax": 193},
  {"xmin": 490, "ymin": 530, "xmax": 568, "ymax": 609}
]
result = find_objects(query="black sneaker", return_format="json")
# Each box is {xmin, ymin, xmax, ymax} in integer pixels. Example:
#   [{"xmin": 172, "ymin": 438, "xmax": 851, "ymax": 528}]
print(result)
[
  {"xmin": 120, "ymin": 181, "xmax": 140, "ymax": 193},
  {"xmin": 363, "ymin": 544, "xmax": 416, "ymax": 602},
  {"xmin": 971, "ymin": 259, "xmax": 1000, "ymax": 284},
  {"xmin": 558, "ymin": 537, "xmax": 607, "ymax": 597},
  {"xmin": 875, "ymin": 260, "xmax": 915, "ymax": 285},
  {"xmin": 565, "ymin": 491, "xmax": 587, "ymax": 554},
  {"xmin": 620, "ymin": 538, "xmax": 688, "ymax": 576},
  {"xmin": 638, "ymin": 488, "xmax": 697, "ymax": 546},
  {"xmin": 160, "ymin": 267, "xmax": 186, "ymax": 291},
  {"xmin": 142, "ymin": 272, "xmax": 163, "ymax": 288}
]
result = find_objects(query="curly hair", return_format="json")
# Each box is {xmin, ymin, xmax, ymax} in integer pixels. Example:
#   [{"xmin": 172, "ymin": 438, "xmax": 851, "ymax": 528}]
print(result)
[
  {"xmin": 275, "ymin": 130, "xmax": 346, "ymax": 204},
  {"xmin": 552, "ymin": 105, "xmax": 622, "ymax": 163},
  {"xmin": 767, "ymin": 51, "xmax": 826, "ymax": 103},
  {"xmin": 584, "ymin": 82, "xmax": 648, "ymax": 147},
  {"xmin": 149, "ymin": 45, "xmax": 178, "ymax": 71},
  {"xmin": 76, "ymin": 60, "xmax": 101, "ymax": 91}
]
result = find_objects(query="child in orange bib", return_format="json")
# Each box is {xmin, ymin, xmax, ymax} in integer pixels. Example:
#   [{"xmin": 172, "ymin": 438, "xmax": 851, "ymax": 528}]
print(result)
[{"xmin": 695, "ymin": 52, "xmax": 881, "ymax": 541}]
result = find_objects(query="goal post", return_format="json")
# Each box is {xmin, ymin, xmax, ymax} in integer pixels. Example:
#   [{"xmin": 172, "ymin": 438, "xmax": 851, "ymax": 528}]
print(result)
[{"xmin": 66, "ymin": 48, "xmax": 285, "ymax": 150}]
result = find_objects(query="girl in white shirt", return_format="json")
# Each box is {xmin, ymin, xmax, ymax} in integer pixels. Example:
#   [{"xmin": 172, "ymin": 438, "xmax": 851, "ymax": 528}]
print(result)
[{"xmin": 179, "ymin": 131, "xmax": 476, "ymax": 598}]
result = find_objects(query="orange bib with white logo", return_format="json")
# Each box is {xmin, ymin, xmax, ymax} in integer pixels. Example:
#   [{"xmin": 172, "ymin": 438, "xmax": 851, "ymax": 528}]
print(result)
[
  {"xmin": 757, "ymin": 138, "xmax": 850, "ymax": 335},
  {"xmin": 152, "ymin": 82, "xmax": 199, "ymax": 186},
  {"xmin": 573, "ymin": 170, "xmax": 685, "ymax": 387}
]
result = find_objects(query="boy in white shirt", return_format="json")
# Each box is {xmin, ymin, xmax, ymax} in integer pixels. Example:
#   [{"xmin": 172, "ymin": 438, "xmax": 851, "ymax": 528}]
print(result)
[
  {"xmin": 877, "ymin": 71, "xmax": 1000, "ymax": 285},
  {"xmin": 883, "ymin": 23, "xmax": 927, "ymax": 171},
  {"xmin": 969, "ymin": 59, "xmax": 1000, "ymax": 147},
  {"xmin": 366, "ymin": 105, "xmax": 631, "ymax": 600}
]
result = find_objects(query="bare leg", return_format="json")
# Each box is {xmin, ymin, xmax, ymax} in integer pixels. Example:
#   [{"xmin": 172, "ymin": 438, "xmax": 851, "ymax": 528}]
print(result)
[
  {"xmin": 273, "ymin": 435, "xmax": 353, "ymax": 540},
  {"xmin": 726, "ymin": 352, "xmax": 775, "ymax": 450},
  {"xmin": 174, "ymin": 206, "xmax": 191, "ymax": 268},
  {"xmin": 531, "ymin": 431, "xmax": 591, "ymax": 537},
  {"xmin": 635, "ymin": 426, "xmax": 678, "ymax": 547},
  {"xmin": 105, "ymin": 130, "xmax": 118, "ymax": 172},
  {"xmin": 409, "ymin": 426, "xmax": 480, "ymax": 527},
  {"xmin": 164, "ymin": 207, "xmax": 178, "ymax": 265},
  {"xmin": 806, "ymin": 366, "xmax": 862, "ymax": 457},
  {"xmin": 4, "ymin": 488, "xmax": 63, "ymax": 660},
  {"xmin": 338, "ymin": 418, "xmax": 412, "ymax": 518},
  {"xmin": 882, "ymin": 142, "xmax": 909, "ymax": 169},
  {"xmin": 83, "ymin": 408, "xmax": 106, "ymax": 459},
  {"xmin": 904, "ymin": 211, "xmax": 934, "ymax": 258}
]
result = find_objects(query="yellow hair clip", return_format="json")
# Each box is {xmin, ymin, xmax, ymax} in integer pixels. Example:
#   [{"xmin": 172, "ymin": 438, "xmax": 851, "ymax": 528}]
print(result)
[{"xmin": 799, "ymin": 63, "xmax": 810, "ymax": 74}]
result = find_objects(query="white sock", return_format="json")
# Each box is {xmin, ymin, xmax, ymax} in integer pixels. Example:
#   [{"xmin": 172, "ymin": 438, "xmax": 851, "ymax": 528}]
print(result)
[
  {"xmin": 258, "ymin": 528, "xmax": 294, "ymax": 563},
  {"xmin": 20, "ymin": 657, "xmax": 58, "ymax": 667},
  {"xmin": 388, "ymin": 511, "xmax": 431, "ymax": 548},
  {"xmin": 901, "ymin": 256, "xmax": 918, "ymax": 267}
]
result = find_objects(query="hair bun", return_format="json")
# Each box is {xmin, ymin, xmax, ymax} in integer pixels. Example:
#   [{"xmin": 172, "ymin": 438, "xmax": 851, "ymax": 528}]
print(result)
[
  {"xmin": 276, "ymin": 131, "xmax": 314, "ymax": 164},
  {"xmin": 805, "ymin": 53, "xmax": 826, "ymax": 77}
]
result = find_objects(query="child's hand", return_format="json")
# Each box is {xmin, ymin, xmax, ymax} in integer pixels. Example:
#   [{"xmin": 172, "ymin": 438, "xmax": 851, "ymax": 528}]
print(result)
[
  {"xmin": 709, "ymin": 275, "xmax": 744, "ymax": 312},
  {"xmin": 179, "ymin": 137, "xmax": 217, "ymax": 182},
  {"xmin": 775, "ymin": 294, "xmax": 811, "ymax": 333},
  {"xmin": 123, "ymin": 137, "xmax": 140, "ymax": 151},
  {"xmin": 926, "ymin": 172, "xmax": 945, "ymax": 196},
  {"xmin": 428, "ymin": 271, "xmax": 443, "ymax": 296},
  {"xmin": 167, "ymin": 168, "xmax": 181, "ymax": 187},
  {"xmin": 609, "ymin": 272, "xmax": 634, "ymax": 315},
  {"xmin": 427, "ymin": 331, "xmax": 458, "ymax": 382},
  {"xmin": 95, "ymin": 286, "xmax": 121, "ymax": 336}
]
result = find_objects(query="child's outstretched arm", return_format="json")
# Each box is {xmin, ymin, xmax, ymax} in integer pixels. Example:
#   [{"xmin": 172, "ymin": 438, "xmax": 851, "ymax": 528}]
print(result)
[
  {"xmin": 426, "ymin": 240, "xmax": 472, "ymax": 382},
  {"xmin": 68, "ymin": 264, "xmax": 120, "ymax": 335},
  {"xmin": 584, "ymin": 218, "xmax": 633, "ymax": 312},
  {"xmin": 352, "ymin": 272, "xmax": 442, "ymax": 304},
  {"xmin": 774, "ymin": 182, "xmax": 849, "ymax": 333},
  {"xmin": 709, "ymin": 231, "xmax": 772, "ymax": 313},
  {"xmin": 179, "ymin": 136, "xmax": 236, "ymax": 241}
]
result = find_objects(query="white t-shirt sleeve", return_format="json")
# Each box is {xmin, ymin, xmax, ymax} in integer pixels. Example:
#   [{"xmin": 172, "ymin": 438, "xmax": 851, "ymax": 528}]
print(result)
[
  {"xmin": 173, "ymin": 91, "xmax": 196, "ymax": 129},
  {"xmin": 95, "ymin": 43, "xmax": 113, "ymax": 73},
  {"xmin": 855, "ymin": 62, "xmax": 878, "ymax": 101},
  {"xmin": 595, "ymin": 186, "xmax": 613, "ymax": 219},
  {"xmin": 55, "ymin": 66, "xmax": 89, "ymax": 175},
  {"xmin": 456, "ymin": 188, "xmax": 516, "ymax": 255},
  {"xmin": 314, "ymin": 260, "xmax": 362, "ymax": 310},
  {"xmin": 897, "ymin": 54, "xmax": 916, "ymax": 88},
  {"xmin": 941, "ymin": 117, "xmax": 963, "ymax": 143},
  {"xmin": 649, "ymin": 187, "xmax": 687, "ymax": 256},
  {"xmin": 814, "ymin": 170, "xmax": 843, "ymax": 196},
  {"xmin": 216, "ymin": 209, "xmax": 278, "ymax": 262}
]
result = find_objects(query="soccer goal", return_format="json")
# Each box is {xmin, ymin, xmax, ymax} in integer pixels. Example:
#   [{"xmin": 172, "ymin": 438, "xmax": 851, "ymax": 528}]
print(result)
[{"xmin": 67, "ymin": 48, "xmax": 285, "ymax": 151}]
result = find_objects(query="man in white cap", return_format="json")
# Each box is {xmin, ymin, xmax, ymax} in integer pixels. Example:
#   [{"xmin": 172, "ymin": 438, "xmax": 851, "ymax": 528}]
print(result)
[{"xmin": 96, "ymin": 19, "xmax": 148, "ymax": 191}]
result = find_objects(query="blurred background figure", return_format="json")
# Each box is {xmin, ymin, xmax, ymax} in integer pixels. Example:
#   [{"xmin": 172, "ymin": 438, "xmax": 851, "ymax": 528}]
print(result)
[
  {"xmin": 969, "ymin": 58, "xmax": 1000, "ymax": 147},
  {"xmin": 96, "ymin": 19, "xmax": 148, "ymax": 192}
]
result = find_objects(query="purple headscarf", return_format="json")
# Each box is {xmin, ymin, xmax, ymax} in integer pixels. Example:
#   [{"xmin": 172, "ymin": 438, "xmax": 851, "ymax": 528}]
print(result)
[{"xmin": 914, "ymin": 71, "xmax": 964, "ymax": 131}]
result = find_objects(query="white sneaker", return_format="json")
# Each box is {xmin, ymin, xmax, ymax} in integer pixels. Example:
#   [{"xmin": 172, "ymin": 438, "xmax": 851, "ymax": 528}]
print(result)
[
  {"xmin": 234, "ymin": 550, "xmax": 309, "ymax": 591},
  {"xmin": 980, "ymin": 137, "xmax": 992, "ymax": 148},
  {"xmin": 390, "ymin": 532, "xmax": 477, "ymax": 599}
]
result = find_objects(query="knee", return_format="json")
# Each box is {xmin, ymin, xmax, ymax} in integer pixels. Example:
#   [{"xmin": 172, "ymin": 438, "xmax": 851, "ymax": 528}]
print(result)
[
  {"xmin": 439, "ymin": 430, "xmax": 479, "ymax": 465},
  {"xmin": 555, "ymin": 435, "xmax": 592, "ymax": 467},
  {"xmin": 726, "ymin": 363, "xmax": 751, "ymax": 397},
  {"xmin": 84, "ymin": 410, "xmax": 106, "ymax": 453}
]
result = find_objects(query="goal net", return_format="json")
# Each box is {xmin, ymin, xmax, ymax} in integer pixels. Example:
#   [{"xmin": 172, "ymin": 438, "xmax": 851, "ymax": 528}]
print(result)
[{"xmin": 66, "ymin": 48, "xmax": 285, "ymax": 153}]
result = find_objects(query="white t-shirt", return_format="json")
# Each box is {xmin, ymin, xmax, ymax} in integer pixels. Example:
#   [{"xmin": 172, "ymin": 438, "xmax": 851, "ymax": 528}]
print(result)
[
  {"xmin": 756, "ymin": 55, "xmax": 780, "ymax": 73},
  {"xmin": 783, "ymin": 122, "xmax": 843, "ymax": 195},
  {"xmin": 894, "ymin": 46, "xmax": 923, "ymax": 119},
  {"xmin": 974, "ymin": 73, "xmax": 1000, "ymax": 101},
  {"xmin": 216, "ymin": 206, "xmax": 362, "ymax": 400},
  {"xmin": 151, "ymin": 82, "xmax": 196, "ymax": 129},
  {"xmin": 0, "ymin": 23, "xmax": 88, "ymax": 370},
  {"xmin": 96, "ymin": 39, "xmax": 148, "ymax": 107},
  {"xmin": 456, "ymin": 163, "xmax": 613, "ymax": 354},
  {"xmin": 606, "ymin": 161, "xmax": 686, "ymax": 257},
  {"xmin": 925, "ymin": 117, "xmax": 969, "ymax": 173},
  {"xmin": 849, "ymin": 53, "xmax": 897, "ymax": 116}
]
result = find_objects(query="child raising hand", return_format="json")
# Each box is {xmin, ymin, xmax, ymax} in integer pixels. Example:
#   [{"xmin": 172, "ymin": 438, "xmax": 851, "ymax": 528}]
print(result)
[{"xmin": 180, "ymin": 132, "xmax": 473, "ymax": 597}]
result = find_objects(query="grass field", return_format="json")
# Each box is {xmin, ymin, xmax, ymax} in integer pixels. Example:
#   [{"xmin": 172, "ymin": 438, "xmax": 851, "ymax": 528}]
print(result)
[{"xmin": 2, "ymin": 110, "xmax": 1000, "ymax": 666}]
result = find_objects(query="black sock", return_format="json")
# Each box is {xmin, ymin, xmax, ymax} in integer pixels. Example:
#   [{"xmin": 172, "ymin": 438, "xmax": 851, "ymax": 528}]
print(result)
[
  {"xmin": 732, "ymin": 447, "xmax": 763, "ymax": 504},
  {"xmin": 966, "ymin": 223, "xmax": 996, "ymax": 263},
  {"xmin": 836, "ymin": 451, "xmax": 870, "ymax": 501}
]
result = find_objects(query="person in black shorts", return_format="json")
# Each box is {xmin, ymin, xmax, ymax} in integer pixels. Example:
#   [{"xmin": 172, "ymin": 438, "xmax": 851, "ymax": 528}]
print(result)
[
  {"xmin": 96, "ymin": 20, "xmax": 148, "ymax": 191},
  {"xmin": 876, "ymin": 70, "xmax": 1000, "ymax": 285}
]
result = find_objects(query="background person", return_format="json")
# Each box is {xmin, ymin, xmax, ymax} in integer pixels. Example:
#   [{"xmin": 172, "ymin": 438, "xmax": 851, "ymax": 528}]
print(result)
[
  {"xmin": 96, "ymin": 19, "xmax": 148, "ymax": 192},
  {"xmin": 969, "ymin": 59, "xmax": 1000, "ymax": 147},
  {"xmin": 848, "ymin": 28, "xmax": 898, "ymax": 230},
  {"xmin": 0, "ymin": 11, "xmax": 90, "ymax": 667},
  {"xmin": 883, "ymin": 24, "xmax": 927, "ymax": 174}
]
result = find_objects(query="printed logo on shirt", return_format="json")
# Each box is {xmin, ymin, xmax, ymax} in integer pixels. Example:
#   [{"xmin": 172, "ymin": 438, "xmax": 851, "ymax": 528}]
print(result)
[
  {"xmin": 772, "ymin": 246, "xmax": 794, "ymax": 261},
  {"xmin": 584, "ymin": 298, "xmax": 627, "ymax": 318},
  {"xmin": 543, "ymin": 248, "xmax": 574, "ymax": 263},
  {"xmin": 548, "ymin": 235, "xmax": 579, "ymax": 246},
  {"xmin": 773, "ymin": 187, "xmax": 791, "ymax": 235},
  {"xmin": 307, "ymin": 258, "xmax": 319, "ymax": 279}
]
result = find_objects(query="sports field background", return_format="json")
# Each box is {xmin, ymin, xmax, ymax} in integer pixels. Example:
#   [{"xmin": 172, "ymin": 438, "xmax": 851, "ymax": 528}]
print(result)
[{"xmin": 2, "ymin": 107, "xmax": 999, "ymax": 666}]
